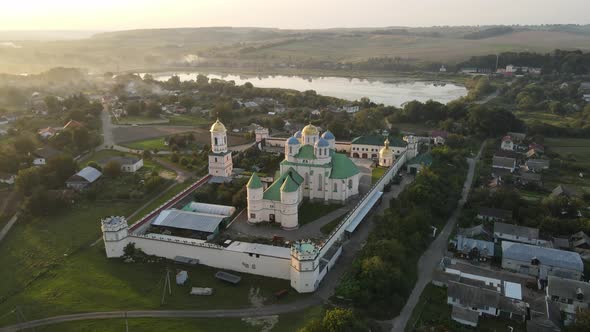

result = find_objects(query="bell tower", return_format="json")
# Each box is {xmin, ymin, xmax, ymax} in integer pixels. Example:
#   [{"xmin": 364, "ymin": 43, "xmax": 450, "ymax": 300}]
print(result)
[{"xmin": 208, "ymin": 119, "xmax": 233, "ymax": 177}]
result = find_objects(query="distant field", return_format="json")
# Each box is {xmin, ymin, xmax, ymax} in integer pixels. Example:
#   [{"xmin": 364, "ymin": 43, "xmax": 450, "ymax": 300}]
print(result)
[
  {"xmin": 515, "ymin": 110, "xmax": 576, "ymax": 127},
  {"xmin": 3, "ymin": 28, "xmax": 590, "ymax": 74},
  {"xmin": 544, "ymin": 138, "xmax": 590, "ymax": 192}
]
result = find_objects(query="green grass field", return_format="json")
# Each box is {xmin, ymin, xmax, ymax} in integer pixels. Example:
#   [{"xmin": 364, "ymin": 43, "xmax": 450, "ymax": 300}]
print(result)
[
  {"xmin": 113, "ymin": 115, "xmax": 169, "ymax": 125},
  {"xmin": 372, "ymin": 167, "xmax": 387, "ymax": 184},
  {"xmin": 0, "ymin": 195, "xmax": 308, "ymax": 327},
  {"xmin": 544, "ymin": 137, "xmax": 590, "ymax": 192},
  {"xmin": 167, "ymin": 114, "xmax": 211, "ymax": 126},
  {"xmin": 320, "ymin": 215, "xmax": 347, "ymax": 235},
  {"xmin": 514, "ymin": 110, "xmax": 576, "ymax": 127},
  {"xmin": 122, "ymin": 136, "xmax": 169, "ymax": 151}
]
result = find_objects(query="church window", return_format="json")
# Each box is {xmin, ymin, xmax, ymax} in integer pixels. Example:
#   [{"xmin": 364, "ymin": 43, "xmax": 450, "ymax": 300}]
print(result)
[
  {"xmin": 304, "ymin": 173, "xmax": 309, "ymax": 185},
  {"xmin": 333, "ymin": 182, "xmax": 338, "ymax": 192},
  {"xmin": 289, "ymin": 146, "xmax": 292, "ymax": 154},
  {"xmin": 348, "ymin": 179, "xmax": 353, "ymax": 189},
  {"xmin": 214, "ymin": 137, "xmax": 218, "ymax": 145},
  {"xmin": 250, "ymin": 213, "xmax": 256, "ymax": 218},
  {"xmin": 215, "ymin": 157, "xmax": 218, "ymax": 162},
  {"xmin": 318, "ymin": 174, "xmax": 323, "ymax": 190}
]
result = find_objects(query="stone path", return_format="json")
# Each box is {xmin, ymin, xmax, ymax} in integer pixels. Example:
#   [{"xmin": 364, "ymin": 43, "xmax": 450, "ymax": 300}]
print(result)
[{"xmin": 0, "ymin": 214, "xmax": 18, "ymax": 244}]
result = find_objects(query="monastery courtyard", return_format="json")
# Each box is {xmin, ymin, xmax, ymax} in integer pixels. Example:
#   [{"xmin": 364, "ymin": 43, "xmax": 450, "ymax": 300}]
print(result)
[{"xmin": 226, "ymin": 164, "xmax": 414, "ymax": 241}]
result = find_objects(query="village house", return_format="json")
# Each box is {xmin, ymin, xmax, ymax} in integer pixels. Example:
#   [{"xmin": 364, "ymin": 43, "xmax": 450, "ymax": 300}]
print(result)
[
  {"xmin": 63, "ymin": 119, "xmax": 84, "ymax": 131},
  {"xmin": 406, "ymin": 153, "xmax": 433, "ymax": 174},
  {"xmin": 525, "ymin": 159, "xmax": 550, "ymax": 172},
  {"xmin": 550, "ymin": 185, "xmax": 576, "ymax": 199},
  {"xmin": 66, "ymin": 166, "xmax": 102, "ymax": 191},
  {"xmin": 100, "ymin": 156, "xmax": 144, "ymax": 173},
  {"xmin": 477, "ymin": 207, "xmax": 512, "ymax": 222},
  {"xmin": 32, "ymin": 146, "xmax": 62, "ymax": 166},
  {"xmin": 492, "ymin": 155, "xmax": 517, "ymax": 172},
  {"xmin": 501, "ymin": 241, "xmax": 584, "ymax": 281},
  {"xmin": 430, "ymin": 130, "xmax": 449, "ymax": 145},
  {"xmin": 452, "ymin": 235, "xmax": 495, "ymax": 261},
  {"xmin": 501, "ymin": 136, "xmax": 515, "ymax": 151},
  {"xmin": 350, "ymin": 135, "xmax": 407, "ymax": 159},
  {"xmin": 0, "ymin": 172, "xmax": 15, "ymax": 185},
  {"xmin": 448, "ymin": 280, "xmax": 500, "ymax": 326},
  {"xmin": 547, "ymin": 276, "xmax": 590, "ymax": 325},
  {"xmin": 493, "ymin": 222, "xmax": 542, "ymax": 245},
  {"xmin": 37, "ymin": 127, "xmax": 59, "ymax": 139}
]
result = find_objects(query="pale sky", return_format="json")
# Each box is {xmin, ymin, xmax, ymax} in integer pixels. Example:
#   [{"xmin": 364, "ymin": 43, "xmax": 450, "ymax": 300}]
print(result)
[{"xmin": 0, "ymin": 0, "xmax": 588, "ymax": 31}]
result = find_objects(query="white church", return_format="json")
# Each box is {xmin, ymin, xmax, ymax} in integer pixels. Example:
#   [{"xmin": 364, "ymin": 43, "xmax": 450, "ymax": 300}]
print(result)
[{"xmin": 246, "ymin": 124, "xmax": 361, "ymax": 229}]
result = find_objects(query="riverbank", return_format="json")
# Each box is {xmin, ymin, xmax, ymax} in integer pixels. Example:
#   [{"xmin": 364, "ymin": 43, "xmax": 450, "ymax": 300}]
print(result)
[{"xmin": 125, "ymin": 66, "xmax": 468, "ymax": 85}]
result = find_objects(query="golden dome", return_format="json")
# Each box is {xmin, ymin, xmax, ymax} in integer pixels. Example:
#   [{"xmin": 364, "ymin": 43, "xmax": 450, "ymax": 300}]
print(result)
[
  {"xmin": 302, "ymin": 123, "xmax": 319, "ymax": 136},
  {"xmin": 210, "ymin": 119, "xmax": 227, "ymax": 133},
  {"xmin": 379, "ymin": 139, "xmax": 394, "ymax": 158}
]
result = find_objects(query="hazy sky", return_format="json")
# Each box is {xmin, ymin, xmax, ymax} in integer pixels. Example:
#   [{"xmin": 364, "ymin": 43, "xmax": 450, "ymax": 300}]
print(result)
[{"xmin": 1, "ymin": 0, "xmax": 589, "ymax": 31}]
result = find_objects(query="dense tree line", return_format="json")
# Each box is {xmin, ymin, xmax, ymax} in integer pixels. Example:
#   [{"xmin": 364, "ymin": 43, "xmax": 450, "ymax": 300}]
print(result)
[
  {"xmin": 459, "ymin": 49, "xmax": 590, "ymax": 74},
  {"xmin": 335, "ymin": 146, "xmax": 468, "ymax": 318}
]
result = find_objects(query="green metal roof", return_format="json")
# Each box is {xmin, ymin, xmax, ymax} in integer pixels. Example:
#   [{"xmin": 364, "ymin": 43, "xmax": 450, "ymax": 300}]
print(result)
[
  {"xmin": 263, "ymin": 168, "xmax": 303, "ymax": 201},
  {"xmin": 351, "ymin": 135, "xmax": 407, "ymax": 147},
  {"xmin": 247, "ymin": 173, "xmax": 263, "ymax": 189},
  {"xmin": 329, "ymin": 153, "xmax": 360, "ymax": 179},
  {"xmin": 408, "ymin": 153, "xmax": 433, "ymax": 166},
  {"xmin": 281, "ymin": 175, "xmax": 299, "ymax": 192},
  {"xmin": 294, "ymin": 145, "xmax": 316, "ymax": 160}
]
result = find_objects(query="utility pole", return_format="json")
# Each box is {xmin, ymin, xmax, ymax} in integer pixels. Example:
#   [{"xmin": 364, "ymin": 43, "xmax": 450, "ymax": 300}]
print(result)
[
  {"xmin": 160, "ymin": 267, "xmax": 172, "ymax": 305},
  {"xmin": 125, "ymin": 312, "xmax": 129, "ymax": 332}
]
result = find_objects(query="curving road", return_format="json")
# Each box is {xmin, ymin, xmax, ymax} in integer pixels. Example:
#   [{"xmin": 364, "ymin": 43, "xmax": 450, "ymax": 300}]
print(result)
[{"xmin": 390, "ymin": 141, "xmax": 485, "ymax": 332}]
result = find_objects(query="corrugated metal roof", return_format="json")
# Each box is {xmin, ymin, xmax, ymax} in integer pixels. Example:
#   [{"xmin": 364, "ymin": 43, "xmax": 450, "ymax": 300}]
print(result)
[
  {"xmin": 76, "ymin": 166, "xmax": 102, "ymax": 183},
  {"xmin": 502, "ymin": 241, "xmax": 583, "ymax": 272},
  {"xmin": 182, "ymin": 202, "xmax": 235, "ymax": 217},
  {"xmin": 226, "ymin": 241, "xmax": 290, "ymax": 259},
  {"xmin": 152, "ymin": 209, "xmax": 224, "ymax": 233}
]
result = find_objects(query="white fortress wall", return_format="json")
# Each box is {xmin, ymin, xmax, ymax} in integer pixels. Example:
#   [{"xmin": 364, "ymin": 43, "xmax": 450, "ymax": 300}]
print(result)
[{"xmin": 128, "ymin": 234, "xmax": 291, "ymax": 280}]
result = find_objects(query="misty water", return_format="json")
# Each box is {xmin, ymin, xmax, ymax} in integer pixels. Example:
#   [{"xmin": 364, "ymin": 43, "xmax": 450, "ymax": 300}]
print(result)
[{"xmin": 147, "ymin": 72, "xmax": 467, "ymax": 107}]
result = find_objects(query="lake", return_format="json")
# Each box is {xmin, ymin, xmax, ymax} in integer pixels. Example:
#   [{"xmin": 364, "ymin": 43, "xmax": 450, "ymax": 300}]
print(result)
[{"xmin": 147, "ymin": 72, "xmax": 467, "ymax": 107}]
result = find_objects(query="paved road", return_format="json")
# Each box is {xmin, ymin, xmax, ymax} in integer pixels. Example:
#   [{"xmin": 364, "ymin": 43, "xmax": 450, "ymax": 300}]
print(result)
[
  {"xmin": 0, "ymin": 214, "xmax": 18, "ymax": 244},
  {"xmin": 99, "ymin": 103, "xmax": 115, "ymax": 149},
  {"xmin": 0, "ymin": 172, "xmax": 415, "ymax": 332},
  {"xmin": 390, "ymin": 142, "xmax": 485, "ymax": 332}
]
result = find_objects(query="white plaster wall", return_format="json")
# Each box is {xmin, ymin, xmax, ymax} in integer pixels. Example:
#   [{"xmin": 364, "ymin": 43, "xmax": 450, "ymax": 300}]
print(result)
[{"xmin": 129, "ymin": 236, "xmax": 291, "ymax": 280}]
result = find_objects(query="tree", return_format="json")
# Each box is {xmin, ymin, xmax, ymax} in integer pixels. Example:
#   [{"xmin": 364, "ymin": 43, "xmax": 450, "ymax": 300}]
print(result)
[
  {"xmin": 72, "ymin": 127, "xmax": 91, "ymax": 151},
  {"xmin": 145, "ymin": 176, "xmax": 163, "ymax": 192},
  {"xmin": 322, "ymin": 308, "xmax": 357, "ymax": 332},
  {"xmin": 15, "ymin": 167, "xmax": 42, "ymax": 195},
  {"xmin": 13, "ymin": 135, "xmax": 35, "ymax": 155},
  {"xmin": 47, "ymin": 155, "xmax": 78, "ymax": 183},
  {"xmin": 196, "ymin": 74, "xmax": 209, "ymax": 85},
  {"xmin": 103, "ymin": 160, "xmax": 122, "ymax": 177},
  {"xmin": 44, "ymin": 96, "xmax": 61, "ymax": 114}
]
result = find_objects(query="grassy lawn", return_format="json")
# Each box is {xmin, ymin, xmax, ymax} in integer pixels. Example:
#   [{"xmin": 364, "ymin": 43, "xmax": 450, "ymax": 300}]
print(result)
[
  {"xmin": 122, "ymin": 136, "xmax": 169, "ymax": 151},
  {"xmin": 0, "ymin": 196, "xmax": 310, "ymax": 327},
  {"xmin": 298, "ymin": 201, "xmax": 343, "ymax": 226},
  {"xmin": 515, "ymin": 110, "xmax": 576, "ymax": 127},
  {"xmin": 33, "ymin": 306, "xmax": 323, "ymax": 332},
  {"xmin": 320, "ymin": 215, "xmax": 347, "ymax": 235},
  {"xmin": 407, "ymin": 284, "xmax": 526, "ymax": 332},
  {"xmin": 167, "ymin": 114, "xmax": 211, "ymax": 126},
  {"xmin": 114, "ymin": 115, "xmax": 169, "ymax": 125},
  {"xmin": 544, "ymin": 137, "xmax": 590, "ymax": 193},
  {"xmin": 372, "ymin": 167, "xmax": 387, "ymax": 184}
]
